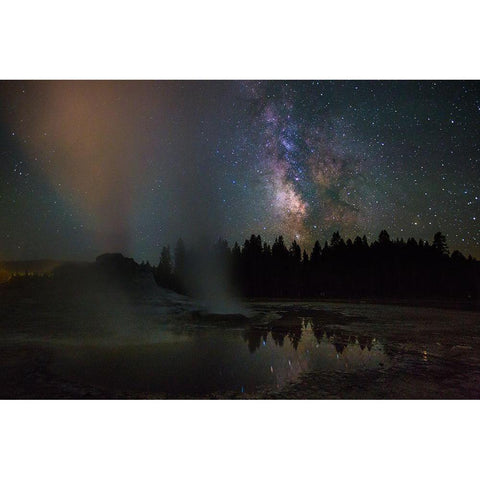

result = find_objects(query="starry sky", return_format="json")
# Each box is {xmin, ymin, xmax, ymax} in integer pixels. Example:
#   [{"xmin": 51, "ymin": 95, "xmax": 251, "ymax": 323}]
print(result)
[{"xmin": 0, "ymin": 80, "xmax": 479, "ymax": 262}]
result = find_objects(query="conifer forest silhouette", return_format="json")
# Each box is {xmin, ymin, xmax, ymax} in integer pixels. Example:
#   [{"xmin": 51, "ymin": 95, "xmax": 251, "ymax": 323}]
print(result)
[{"xmin": 153, "ymin": 231, "xmax": 479, "ymax": 301}]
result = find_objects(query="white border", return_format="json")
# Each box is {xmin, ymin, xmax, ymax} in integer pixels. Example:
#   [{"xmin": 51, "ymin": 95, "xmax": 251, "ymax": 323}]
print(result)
[{"xmin": 1, "ymin": 2, "xmax": 478, "ymax": 479}]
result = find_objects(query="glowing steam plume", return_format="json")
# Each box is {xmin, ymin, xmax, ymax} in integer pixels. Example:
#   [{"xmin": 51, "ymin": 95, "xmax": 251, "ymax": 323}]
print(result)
[{"xmin": 15, "ymin": 81, "xmax": 168, "ymax": 254}]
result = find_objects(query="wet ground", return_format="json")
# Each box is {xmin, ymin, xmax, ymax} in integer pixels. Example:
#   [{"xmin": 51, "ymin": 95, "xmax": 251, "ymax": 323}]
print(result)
[{"xmin": 1, "ymin": 284, "xmax": 479, "ymax": 398}]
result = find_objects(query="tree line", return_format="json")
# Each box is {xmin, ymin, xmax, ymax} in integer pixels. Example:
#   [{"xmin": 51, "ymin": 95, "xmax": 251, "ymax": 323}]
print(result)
[{"xmin": 154, "ymin": 231, "xmax": 480, "ymax": 300}]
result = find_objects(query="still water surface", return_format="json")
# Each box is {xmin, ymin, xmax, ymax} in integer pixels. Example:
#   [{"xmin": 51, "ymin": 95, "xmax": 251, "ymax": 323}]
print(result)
[{"xmin": 50, "ymin": 319, "xmax": 388, "ymax": 396}]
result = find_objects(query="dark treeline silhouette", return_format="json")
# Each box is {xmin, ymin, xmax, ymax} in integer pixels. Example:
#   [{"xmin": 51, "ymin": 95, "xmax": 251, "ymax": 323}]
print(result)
[{"xmin": 154, "ymin": 231, "xmax": 480, "ymax": 300}]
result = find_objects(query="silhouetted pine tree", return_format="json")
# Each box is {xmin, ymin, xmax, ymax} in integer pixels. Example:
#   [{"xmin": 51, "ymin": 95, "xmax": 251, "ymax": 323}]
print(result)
[{"xmin": 155, "ymin": 246, "xmax": 173, "ymax": 289}]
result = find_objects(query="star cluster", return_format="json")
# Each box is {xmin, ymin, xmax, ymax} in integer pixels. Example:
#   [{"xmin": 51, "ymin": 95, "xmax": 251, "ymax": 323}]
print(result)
[{"xmin": 0, "ymin": 81, "xmax": 479, "ymax": 261}]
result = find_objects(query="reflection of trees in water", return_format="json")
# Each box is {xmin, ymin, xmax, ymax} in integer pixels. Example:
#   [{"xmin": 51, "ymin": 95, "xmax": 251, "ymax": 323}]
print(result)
[
  {"xmin": 357, "ymin": 335, "xmax": 374, "ymax": 351},
  {"xmin": 271, "ymin": 328, "xmax": 286, "ymax": 347},
  {"xmin": 310, "ymin": 318, "xmax": 325, "ymax": 344},
  {"xmin": 242, "ymin": 316, "xmax": 376, "ymax": 354},
  {"xmin": 287, "ymin": 318, "xmax": 303, "ymax": 350},
  {"xmin": 242, "ymin": 328, "xmax": 265, "ymax": 353}
]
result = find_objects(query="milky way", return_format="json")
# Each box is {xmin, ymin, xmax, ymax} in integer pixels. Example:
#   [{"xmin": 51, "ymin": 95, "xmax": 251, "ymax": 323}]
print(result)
[
  {"xmin": 0, "ymin": 80, "xmax": 479, "ymax": 261},
  {"xmin": 241, "ymin": 81, "xmax": 374, "ymax": 243}
]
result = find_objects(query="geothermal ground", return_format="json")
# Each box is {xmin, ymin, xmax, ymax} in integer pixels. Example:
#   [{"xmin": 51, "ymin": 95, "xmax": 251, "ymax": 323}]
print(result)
[{"xmin": 1, "ymin": 280, "xmax": 479, "ymax": 399}]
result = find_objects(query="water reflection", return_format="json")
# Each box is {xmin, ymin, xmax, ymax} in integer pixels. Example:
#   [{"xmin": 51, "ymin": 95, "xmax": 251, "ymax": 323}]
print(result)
[
  {"xmin": 422, "ymin": 348, "xmax": 428, "ymax": 362},
  {"xmin": 48, "ymin": 312, "xmax": 388, "ymax": 397},
  {"xmin": 242, "ymin": 328, "xmax": 267, "ymax": 353},
  {"xmin": 242, "ymin": 317, "xmax": 376, "ymax": 355}
]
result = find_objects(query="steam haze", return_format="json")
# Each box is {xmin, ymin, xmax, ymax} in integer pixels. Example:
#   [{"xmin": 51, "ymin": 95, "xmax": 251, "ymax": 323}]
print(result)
[{"xmin": 3, "ymin": 81, "xmax": 237, "ymax": 259}]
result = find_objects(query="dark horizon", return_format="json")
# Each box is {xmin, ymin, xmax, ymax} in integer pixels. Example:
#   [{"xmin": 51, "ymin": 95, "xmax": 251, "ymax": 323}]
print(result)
[
  {"xmin": 1, "ymin": 228, "xmax": 477, "ymax": 266},
  {"xmin": 4, "ymin": 229, "xmax": 477, "ymax": 306}
]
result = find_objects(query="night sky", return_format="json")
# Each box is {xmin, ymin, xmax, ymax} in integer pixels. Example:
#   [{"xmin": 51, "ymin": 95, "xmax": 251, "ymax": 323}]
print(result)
[{"xmin": 1, "ymin": 80, "xmax": 479, "ymax": 262}]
